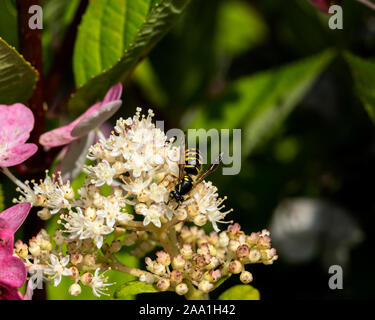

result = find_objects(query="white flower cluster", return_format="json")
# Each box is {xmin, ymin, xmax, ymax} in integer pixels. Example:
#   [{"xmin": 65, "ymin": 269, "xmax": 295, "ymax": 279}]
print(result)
[
  {"xmin": 14, "ymin": 229, "xmax": 114, "ymax": 297},
  {"xmin": 13, "ymin": 108, "xmax": 246, "ymax": 299}
]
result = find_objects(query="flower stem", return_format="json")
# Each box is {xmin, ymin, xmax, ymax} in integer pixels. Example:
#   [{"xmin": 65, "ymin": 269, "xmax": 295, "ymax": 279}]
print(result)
[
  {"xmin": 110, "ymin": 256, "xmax": 152, "ymax": 278},
  {"xmin": 357, "ymin": 0, "xmax": 375, "ymax": 10},
  {"xmin": 95, "ymin": 128, "xmax": 106, "ymax": 141},
  {"xmin": 1, "ymin": 167, "xmax": 28, "ymax": 190},
  {"xmin": 185, "ymin": 282, "xmax": 209, "ymax": 300}
]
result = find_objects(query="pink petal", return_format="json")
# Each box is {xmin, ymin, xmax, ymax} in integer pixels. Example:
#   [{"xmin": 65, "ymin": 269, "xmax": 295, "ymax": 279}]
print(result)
[
  {"xmin": 0, "ymin": 143, "xmax": 38, "ymax": 167},
  {"xmin": 0, "ymin": 229, "xmax": 13, "ymax": 258},
  {"xmin": 0, "ymin": 284, "xmax": 22, "ymax": 300},
  {"xmin": 0, "ymin": 203, "xmax": 31, "ymax": 233},
  {"xmin": 0, "ymin": 104, "xmax": 35, "ymax": 148},
  {"xmin": 39, "ymin": 123, "xmax": 77, "ymax": 147},
  {"xmin": 308, "ymin": 0, "xmax": 341, "ymax": 13},
  {"xmin": 103, "ymin": 83, "xmax": 123, "ymax": 104},
  {"xmin": 22, "ymin": 280, "xmax": 34, "ymax": 300},
  {"xmin": 0, "ymin": 256, "xmax": 27, "ymax": 288},
  {"xmin": 39, "ymin": 83, "xmax": 123, "ymax": 147},
  {"xmin": 71, "ymin": 100, "xmax": 122, "ymax": 137}
]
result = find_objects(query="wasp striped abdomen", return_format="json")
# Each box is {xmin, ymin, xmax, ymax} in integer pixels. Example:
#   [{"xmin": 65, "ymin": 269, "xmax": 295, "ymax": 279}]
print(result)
[{"xmin": 184, "ymin": 148, "xmax": 202, "ymax": 176}]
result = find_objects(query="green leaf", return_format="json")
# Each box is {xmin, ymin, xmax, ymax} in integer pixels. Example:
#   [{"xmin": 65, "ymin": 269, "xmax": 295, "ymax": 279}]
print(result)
[
  {"xmin": 344, "ymin": 52, "xmax": 375, "ymax": 124},
  {"xmin": 218, "ymin": 285, "xmax": 260, "ymax": 300},
  {"xmin": 69, "ymin": 0, "xmax": 191, "ymax": 115},
  {"xmin": 215, "ymin": 0, "xmax": 268, "ymax": 57},
  {"xmin": 114, "ymin": 280, "xmax": 157, "ymax": 300},
  {"xmin": 42, "ymin": 0, "xmax": 81, "ymax": 74},
  {"xmin": 0, "ymin": 37, "xmax": 38, "ymax": 104},
  {"xmin": 0, "ymin": 0, "xmax": 18, "ymax": 48},
  {"xmin": 191, "ymin": 50, "xmax": 335, "ymax": 157},
  {"xmin": 73, "ymin": 0, "xmax": 153, "ymax": 87}
]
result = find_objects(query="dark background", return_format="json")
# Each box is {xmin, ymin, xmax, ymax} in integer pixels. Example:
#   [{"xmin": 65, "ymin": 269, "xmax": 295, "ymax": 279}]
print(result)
[{"xmin": 1, "ymin": 0, "xmax": 375, "ymax": 300}]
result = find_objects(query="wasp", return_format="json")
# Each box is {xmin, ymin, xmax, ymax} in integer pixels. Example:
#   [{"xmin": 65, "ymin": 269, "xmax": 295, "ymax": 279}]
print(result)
[{"xmin": 169, "ymin": 135, "xmax": 223, "ymax": 207}]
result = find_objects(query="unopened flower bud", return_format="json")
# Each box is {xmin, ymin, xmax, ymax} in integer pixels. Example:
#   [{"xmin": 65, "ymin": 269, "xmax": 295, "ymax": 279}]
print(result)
[
  {"xmin": 139, "ymin": 273, "xmax": 155, "ymax": 285},
  {"xmin": 246, "ymin": 233, "xmax": 259, "ymax": 246},
  {"xmin": 15, "ymin": 241, "xmax": 28, "ymax": 259},
  {"xmin": 135, "ymin": 203, "xmax": 147, "ymax": 215},
  {"xmin": 54, "ymin": 230, "xmax": 65, "ymax": 247},
  {"xmin": 209, "ymin": 232, "xmax": 219, "ymax": 245},
  {"xmin": 228, "ymin": 223, "xmax": 241, "ymax": 236},
  {"xmin": 113, "ymin": 161, "xmax": 126, "ymax": 174},
  {"xmin": 175, "ymin": 208, "xmax": 187, "ymax": 221},
  {"xmin": 170, "ymin": 270, "xmax": 183, "ymax": 284},
  {"xmin": 209, "ymin": 269, "xmax": 222, "ymax": 282},
  {"xmin": 191, "ymin": 269, "xmax": 203, "ymax": 281},
  {"xmin": 180, "ymin": 244, "xmax": 193, "ymax": 259},
  {"xmin": 28, "ymin": 243, "xmax": 41, "ymax": 257},
  {"xmin": 198, "ymin": 280, "xmax": 214, "ymax": 293},
  {"xmin": 249, "ymin": 249, "xmax": 261, "ymax": 263},
  {"xmin": 156, "ymin": 251, "xmax": 171, "ymax": 266},
  {"xmin": 93, "ymin": 194, "xmax": 104, "ymax": 208},
  {"xmin": 192, "ymin": 254, "xmax": 207, "ymax": 268},
  {"xmin": 257, "ymin": 235, "xmax": 271, "ymax": 249},
  {"xmin": 69, "ymin": 283, "xmax": 81, "ymax": 296},
  {"xmin": 218, "ymin": 232, "xmax": 229, "ymax": 247},
  {"xmin": 84, "ymin": 207, "xmax": 96, "ymax": 220},
  {"xmin": 240, "ymin": 271, "xmax": 253, "ymax": 284},
  {"xmin": 172, "ymin": 254, "xmax": 186, "ymax": 270},
  {"xmin": 39, "ymin": 239, "xmax": 52, "ymax": 251},
  {"xmin": 69, "ymin": 267, "xmax": 80, "ymax": 280},
  {"xmin": 175, "ymin": 283, "xmax": 188, "ymax": 296},
  {"xmin": 156, "ymin": 278, "xmax": 170, "ymax": 292},
  {"xmin": 187, "ymin": 203, "xmax": 200, "ymax": 218},
  {"xmin": 37, "ymin": 208, "xmax": 52, "ymax": 220},
  {"xmin": 80, "ymin": 272, "xmax": 93, "ymax": 285},
  {"xmin": 70, "ymin": 252, "xmax": 83, "ymax": 266},
  {"xmin": 229, "ymin": 260, "xmax": 242, "ymax": 274},
  {"xmin": 83, "ymin": 254, "xmax": 97, "ymax": 267},
  {"xmin": 236, "ymin": 244, "xmax": 250, "ymax": 259},
  {"xmin": 153, "ymin": 263, "xmax": 166, "ymax": 276},
  {"xmin": 35, "ymin": 194, "xmax": 47, "ymax": 207},
  {"xmin": 193, "ymin": 214, "xmax": 207, "ymax": 227},
  {"xmin": 63, "ymin": 186, "xmax": 75, "ymax": 200},
  {"xmin": 228, "ymin": 240, "xmax": 240, "ymax": 252}
]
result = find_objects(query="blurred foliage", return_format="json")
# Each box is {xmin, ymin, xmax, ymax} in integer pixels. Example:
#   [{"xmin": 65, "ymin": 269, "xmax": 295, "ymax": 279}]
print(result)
[
  {"xmin": 1, "ymin": 0, "xmax": 375, "ymax": 300},
  {"xmin": 0, "ymin": 0, "xmax": 18, "ymax": 48},
  {"xmin": 69, "ymin": 0, "xmax": 191, "ymax": 115},
  {"xmin": 345, "ymin": 52, "xmax": 375, "ymax": 123}
]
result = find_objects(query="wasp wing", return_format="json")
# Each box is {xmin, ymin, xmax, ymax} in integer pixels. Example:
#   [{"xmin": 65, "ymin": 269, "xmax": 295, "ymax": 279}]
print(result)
[{"xmin": 194, "ymin": 152, "xmax": 223, "ymax": 186}]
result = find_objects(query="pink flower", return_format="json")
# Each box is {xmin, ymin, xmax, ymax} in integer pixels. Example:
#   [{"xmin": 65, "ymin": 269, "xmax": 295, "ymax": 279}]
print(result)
[
  {"xmin": 308, "ymin": 0, "xmax": 342, "ymax": 13},
  {"xmin": 0, "ymin": 203, "xmax": 31, "ymax": 300},
  {"xmin": 39, "ymin": 83, "xmax": 123, "ymax": 182},
  {"xmin": 0, "ymin": 104, "xmax": 38, "ymax": 167},
  {"xmin": 39, "ymin": 83, "xmax": 123, "ymax": 147}
]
